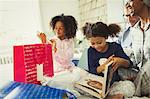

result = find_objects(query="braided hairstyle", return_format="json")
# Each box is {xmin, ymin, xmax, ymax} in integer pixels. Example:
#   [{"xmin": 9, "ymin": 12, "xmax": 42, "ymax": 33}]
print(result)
[{"xmin": 82, "ymin": 22, "xmax": 121, "ymax": 38}]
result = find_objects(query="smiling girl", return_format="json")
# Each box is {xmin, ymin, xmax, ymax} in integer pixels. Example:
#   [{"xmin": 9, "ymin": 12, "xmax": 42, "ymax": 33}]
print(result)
[{"xmin": 83, "ymin": 22, "xmax": 133, "ymax": 84}]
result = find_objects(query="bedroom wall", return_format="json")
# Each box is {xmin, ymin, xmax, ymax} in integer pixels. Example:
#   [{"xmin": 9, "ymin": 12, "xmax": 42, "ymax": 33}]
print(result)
[
  {"xmin": 39, "ymin": 0, "xmax": 79, "ymax": 34},
  {"xmin": 0, "ymin": 0, "xmax": 42, "ymax": 46},
  {"xmin": 0, "ymin": 0, "xmax": 43, "ymax": 87}
]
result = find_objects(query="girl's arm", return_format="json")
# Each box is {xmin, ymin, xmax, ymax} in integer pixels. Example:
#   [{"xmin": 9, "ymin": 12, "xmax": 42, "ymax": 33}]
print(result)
[
  {"xmin": 88, "ymin": 48, "xmax": 101, "ymax": 75},
  {"xmin": 97, "ymin": 55, "xmax": 114, "ymax": 73},
  {"xmin": 110, "ymin": 43, "xmax": 132, "ymax": 72},
  {"xmin": 110, "ymin": 57, "xmax": 130, "ymax": 72},
  {"xmin": 96, "ymin": 55, "xmax": 130, "ymax": 73},
  {"xmin": 37, "ymin": 32, "xmax": 57, "ymax": 53}
]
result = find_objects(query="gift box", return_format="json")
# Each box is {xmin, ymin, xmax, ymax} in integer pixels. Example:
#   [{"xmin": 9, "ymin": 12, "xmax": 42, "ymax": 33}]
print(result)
[{"xmin": 14, "ymin": 44, "xmax": 54, "ymax": 84}]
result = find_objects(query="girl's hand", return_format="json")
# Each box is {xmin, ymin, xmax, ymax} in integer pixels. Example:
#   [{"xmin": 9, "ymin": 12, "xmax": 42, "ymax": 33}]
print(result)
[
  {"xmin": 37, "ymin": 32, "xmax": 57, "ymax": 53},
  {"xmin": 111, "ymin": 57, "xmax": 124, "ymax": 72},
  {"xmin": 50, "ymin": 39, "xmax": 57, "ymax": 53},
  {"xmin": 97, "ymin": 64, "xmax": 106, "ymax": 73},
  {"xmin": 108, "ymin": 55, "xmax": 130, "ymax": 73},
  {"xmin": 37, "ymin": 32, "xmax": 46, "ymax": 43},
  {"xmin": 97, "ymin": 55, "xmax": 114, "ymax": 73}
]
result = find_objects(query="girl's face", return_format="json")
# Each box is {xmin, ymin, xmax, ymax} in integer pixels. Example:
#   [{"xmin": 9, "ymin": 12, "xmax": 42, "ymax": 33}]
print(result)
[
  {"xmin": 54, "ymin": 21, "xmax": 65, "ymax": 39},
  {"xmin": 90, "ymin": 36, "xmax": 107, "ymax": 52}
]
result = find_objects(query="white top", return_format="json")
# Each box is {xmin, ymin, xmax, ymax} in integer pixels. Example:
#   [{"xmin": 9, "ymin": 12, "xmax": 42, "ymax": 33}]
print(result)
[
  {"xmin": 131, "ymin": 21, "xmax": 150, "ymax": 67},
  {"xmin": 143, "ymin": 26, "xmax": 150, "ymax": 60},
  {"xmin": 51, "ymin": 36, "xmax": 75, "ymax": 73}
]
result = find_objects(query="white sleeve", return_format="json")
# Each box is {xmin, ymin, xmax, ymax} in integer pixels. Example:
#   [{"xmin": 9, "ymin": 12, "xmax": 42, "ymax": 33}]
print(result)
[
  {"xmin": 144, "ymin": 30, "xmax": 150, "ymax": 60},
  {"xmin": 54, "ymin": 39, "xmax": 74, "ymax": 67}
]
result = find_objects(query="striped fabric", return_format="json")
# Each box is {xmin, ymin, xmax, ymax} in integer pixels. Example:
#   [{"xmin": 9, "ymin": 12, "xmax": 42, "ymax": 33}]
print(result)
[{"xmin": 0, "ymin": 81, "xmax": 76, "ymax": 99}]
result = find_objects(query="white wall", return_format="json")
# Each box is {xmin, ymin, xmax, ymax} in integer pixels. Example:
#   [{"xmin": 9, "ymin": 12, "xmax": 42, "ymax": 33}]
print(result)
[
  {"xmin": 0, "ymin": 0, "xmax": 42, "ymax": 87},
  {"xmin": 0, "ymin": 0, "xmax": 79, "ymax": 45},
  {"xmin": 39, "ymin": 0, "xmax": 79, "ymax": 34},
  {"xmin": 0, "ymin": 0, "xmax": 42, "ymax": 46},
  {"xmin": 106, "ymin": 0, "xmax": 125, "ymax": 27}
]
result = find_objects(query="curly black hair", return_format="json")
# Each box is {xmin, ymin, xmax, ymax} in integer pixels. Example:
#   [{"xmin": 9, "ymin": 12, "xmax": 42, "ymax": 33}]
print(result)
[{"xmin": 50, "ymin": 14, "xmax": 78, "ymax": 39}]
